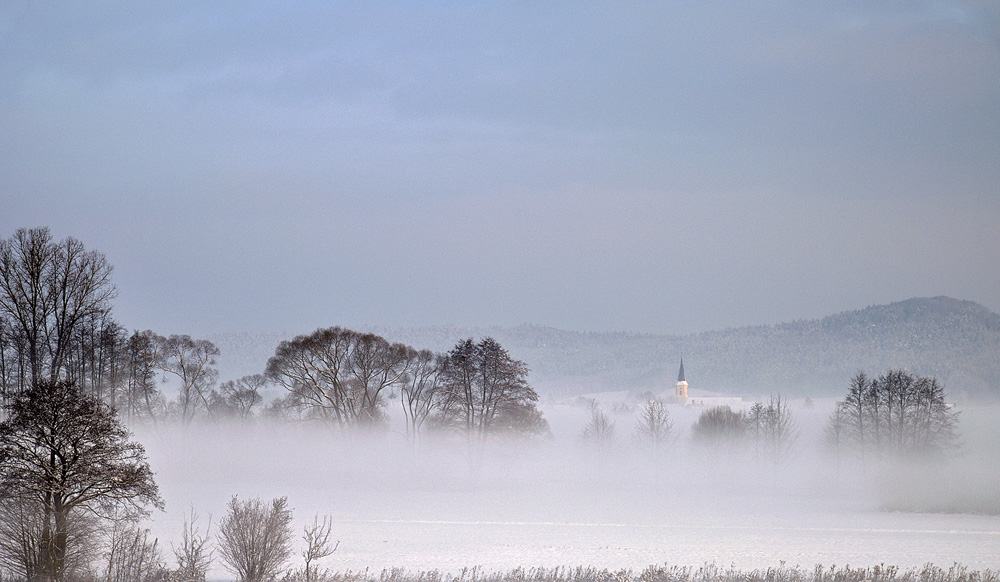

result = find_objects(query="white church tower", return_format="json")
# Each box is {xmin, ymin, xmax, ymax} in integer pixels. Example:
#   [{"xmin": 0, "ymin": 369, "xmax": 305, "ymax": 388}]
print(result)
[{"xmin": 675, "ymin": 358, "xmax": 689, "ymax": 404}]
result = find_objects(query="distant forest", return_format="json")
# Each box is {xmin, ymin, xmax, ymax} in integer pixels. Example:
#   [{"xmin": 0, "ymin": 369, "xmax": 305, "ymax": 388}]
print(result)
[{"xmin": 211, "ymin": 297, "xmax": 1000, "ymax": 401}]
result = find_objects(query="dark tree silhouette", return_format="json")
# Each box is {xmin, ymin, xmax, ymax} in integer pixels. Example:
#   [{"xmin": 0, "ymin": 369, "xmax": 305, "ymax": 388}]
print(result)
[
  {"xmin": 435, "ymin": 338, "xmax": 548, "ymax": 438},
  {"xmin": 0, "ymin": 228, "xmax": 117, "ymax": 399},
  {"xmin": 0, "ymin": 380, "xmax": 161, "ymax": 582},
  {"xmin": 830, "ymin": 369, "xmax": 959, "ymax": 461}
]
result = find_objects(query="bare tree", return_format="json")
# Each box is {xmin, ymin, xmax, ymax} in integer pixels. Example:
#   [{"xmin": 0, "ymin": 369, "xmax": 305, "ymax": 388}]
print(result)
[
  {"xmin": 265, "ymin": 327, "xmax": 414, "ymax": 428},
  {"xmin": 746, "ymin": 395, "xmax": 796, "ymax": 464},
  {"xmin": 829, "ymin": 370, "xmax": 959, "ymax": 463},
  {"xmin": 217, "ymin": 496, "xmax": 293, "ymax": 582},
  {"xmin": 172, "ymin": 507, "xmax": 213, "ymax": 582},
  {"xmin": 0, "ymin": 497, "xmax": 102, "ymax": 582},
  {"xmin": 633, "ymin": 398, "xmax": 672, "ymax": 455},
  {"xmin": 399, "ymin": 349, "xmax": 442, "ymax": 444},
  {"xmin": 123, "ymin": 330, "xmax": 165, "ymax": 423},
  {"xmin": 214, "ymin": 375, "xmax": 266, "ymax": 421},
  {"xmin": 154, "ymin": 334, "xmax": 220, "ymax": 425},
  {"xmin": 435, "ymin": 338, "xmax": 547, "ymax": 438},
  {"xmin": 301, "ymin": 515, "xmax": 337, "ymax": 582},
  {"xmin": 0, "ymin": 227, "xmax": 116, "ymax": 393},
  {"xmin": 103, "ymin": 516, "xmax": 167, "ymax": 582},
  {"xmin": 581, "ymin": 402, "xmax": 615, "ymax": 451},
  {"xmin": 0, "ymin": 379, "xmax": 162, "ymax": 582},
  {"xmin": 0, "ymin": 314, "xmax": 30, "ymax": 405}
]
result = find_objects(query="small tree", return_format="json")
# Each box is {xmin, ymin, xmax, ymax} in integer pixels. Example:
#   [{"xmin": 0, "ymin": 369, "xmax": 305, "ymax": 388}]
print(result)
[
  {"xmin": 103, "ymin": 516, "xmax": 167, "ymax": 582},
  {"xmin": 746, "ymin": 395, "xmax": 796, "ymax": 464},
  {"xmin": 633, "ymin": 398, "xmax": 672, "ymax": 455},
  {"xmin": 301, "ymin": 515, "xmax": 337, "ymax": 582},
  {"xmin": 172, "ymin": 507, "xmax": 213, "ymax": 582},
  {"xmin": 581, "ymin": 403, "xmax": 615, "ymax": 451},
  {"xmin": 691, "ymin": 405, "xmax": 746, "ymax": 451},
  {"xmin": 0, "ymin": 379, "xmax": 162, "ymax": 582},
  {"xmin": 217, "ymin": 496, "xmax": 293, "ymax": 582}
]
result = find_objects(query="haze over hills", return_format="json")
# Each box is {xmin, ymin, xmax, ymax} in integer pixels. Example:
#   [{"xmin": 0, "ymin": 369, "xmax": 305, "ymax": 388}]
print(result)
[{"xmin": 209, "ymin": 296, "xmax": 1000, "ymax": 402}]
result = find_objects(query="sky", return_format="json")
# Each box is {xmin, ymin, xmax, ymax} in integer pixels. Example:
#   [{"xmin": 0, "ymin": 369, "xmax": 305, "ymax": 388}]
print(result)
[{"xmin": 1, "ymin": 2, "xmax": 998, "ymax": 337}]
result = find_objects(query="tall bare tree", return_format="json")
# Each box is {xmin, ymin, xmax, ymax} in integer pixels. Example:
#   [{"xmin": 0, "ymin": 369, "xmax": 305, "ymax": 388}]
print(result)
[
  {"xmin": 399, "ymin": 349, "xmax": 442, "ymax": 444},
  {"xmin": 0, "ymin": 227, "xmax": 116, "ymax": 393},
  {"xmin": 123, "ymin": 330, "xmax": 165, "ymax": 423},
  {"xmin": 153, "ymin": 334, "xmax": 220, "ymax": 425},
  {"xmin": 0, "ymin": 315, "xmax": 30, "ymax": 404}
]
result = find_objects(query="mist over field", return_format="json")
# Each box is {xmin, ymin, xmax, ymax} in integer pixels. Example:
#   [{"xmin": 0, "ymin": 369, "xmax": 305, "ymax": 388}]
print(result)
[
  {"xmin": 135, "ymin": 396, "xmax": 1000, "ymax": 579},
  {"xmin": 4, "ymin": 2, "xmax": 1000, "ymax": 580}
]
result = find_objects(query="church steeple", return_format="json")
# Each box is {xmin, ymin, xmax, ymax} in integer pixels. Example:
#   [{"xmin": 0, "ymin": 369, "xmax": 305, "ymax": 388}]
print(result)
[{"xmin": 675, "ymin": 358, "xmax": 688, "ymax": 404}]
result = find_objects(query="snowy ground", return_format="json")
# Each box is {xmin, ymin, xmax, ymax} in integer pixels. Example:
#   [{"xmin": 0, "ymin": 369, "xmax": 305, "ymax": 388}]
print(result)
[{"xmin": 135, "ymin": 399, "xmax": 1000, "ymax": 579}]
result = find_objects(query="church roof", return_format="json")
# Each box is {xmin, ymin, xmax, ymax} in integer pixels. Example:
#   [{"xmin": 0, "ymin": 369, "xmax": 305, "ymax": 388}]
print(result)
[{"xmin": 677, "ymin": 358, "xmax": 686, "ymax": 382}]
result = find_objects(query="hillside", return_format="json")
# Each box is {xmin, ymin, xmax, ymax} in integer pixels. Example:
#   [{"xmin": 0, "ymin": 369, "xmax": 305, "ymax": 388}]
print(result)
[{"xmin": 209, "ymin": 297, "xmax": 1000, "ymax": 401}]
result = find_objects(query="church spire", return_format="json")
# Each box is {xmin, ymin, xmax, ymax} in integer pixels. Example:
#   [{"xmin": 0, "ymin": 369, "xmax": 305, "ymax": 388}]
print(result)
[{"xmin": 675, "ymin": 358, "xmax": 689, "ymax": 404}]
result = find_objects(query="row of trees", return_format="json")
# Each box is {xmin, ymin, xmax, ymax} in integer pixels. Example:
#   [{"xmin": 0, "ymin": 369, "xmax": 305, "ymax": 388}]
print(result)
[
  {"xmin": 0, "ymin": 228, "xmax": 116, "ymax": 401},
  {"xmin": 2, "ymin": 228, "xmax": 547, "ymax": 440},
  {"xmin": 580, "ymin": 395, "xmax": 796, "ymax": 464},
  {"xmin": 581, "ymin": 398, "xmax": 673, "ymax": 454},
  {"xmin": 581, "ymin": 368, "xmax": 959, "ymax": 466},
  {"xmin": 266, "ymin": 329, "xmax": 548, "ymax": 439},
  {"xmin": 688, "ymin": 396, "xmax": 796, "ymax": 463},
  {"xmin": 0, "ymin": 228, "xmax": 245, "ymax": 424},
  {"xmin": 826, "ymin": 370, "xmax": 959, "ymax": 462}
]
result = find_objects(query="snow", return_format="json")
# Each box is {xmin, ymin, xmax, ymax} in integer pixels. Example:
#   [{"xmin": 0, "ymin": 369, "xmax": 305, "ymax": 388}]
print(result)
[{"xmin": 134, "ymin": 400, "xmax": 1000, "ymax": 578}]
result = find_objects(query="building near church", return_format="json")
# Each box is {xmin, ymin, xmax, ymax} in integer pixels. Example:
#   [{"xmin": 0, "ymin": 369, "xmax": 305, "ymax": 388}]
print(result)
[{"xmin": 673, "ymin": 359, "xmax": 744, "ymax": 409}]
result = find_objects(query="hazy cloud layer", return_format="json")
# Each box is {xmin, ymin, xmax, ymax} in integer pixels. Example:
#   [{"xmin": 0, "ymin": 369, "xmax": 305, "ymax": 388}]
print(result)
[{"xmin": 2, "ymin": 2, "xmax": 998, "ymax": 335}]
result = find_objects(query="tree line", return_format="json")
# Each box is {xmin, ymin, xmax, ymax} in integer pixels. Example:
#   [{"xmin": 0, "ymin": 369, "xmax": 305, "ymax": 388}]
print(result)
[
  {"xmin": 580, "ymin": 372, "xmax": 958, "ymax": 468},
  {"xmin": 0, "ymin": 227, "xmax": 965, "ymax": 581},
  {"xmin": 0, "ymin": 227, "xmax": 548, "ymax": 440},
  {"xmin": 825, "ymin": 369, "xmax": 959, "ymax": 463},
  {"xmin": 580, "ymin": 394, "xmax": 797, "ymax": 465}
]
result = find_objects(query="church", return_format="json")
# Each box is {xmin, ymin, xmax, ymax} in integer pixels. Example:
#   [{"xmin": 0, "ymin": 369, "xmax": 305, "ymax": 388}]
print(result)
[{"xmin": 672, "ymin": 358, "xmax": 743, "ymax": 409}]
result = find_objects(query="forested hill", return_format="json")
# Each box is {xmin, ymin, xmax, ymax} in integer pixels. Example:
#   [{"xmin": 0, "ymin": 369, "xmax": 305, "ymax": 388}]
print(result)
[{"xmin": 210, "ymin": 297, "xmax": 1000, "ymax": 401}]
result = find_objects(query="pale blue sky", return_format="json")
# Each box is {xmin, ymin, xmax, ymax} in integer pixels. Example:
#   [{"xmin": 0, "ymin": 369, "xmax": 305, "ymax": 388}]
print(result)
[{"xmin": 2, "ymin": 2, "xmax": 998, "ymax": 336}]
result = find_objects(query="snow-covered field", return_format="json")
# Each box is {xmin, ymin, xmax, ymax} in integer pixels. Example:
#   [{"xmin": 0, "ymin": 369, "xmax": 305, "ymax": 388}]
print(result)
[{"xmin": 135, "ymin": 399, "xmax": 1000, "ymax": 579}]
